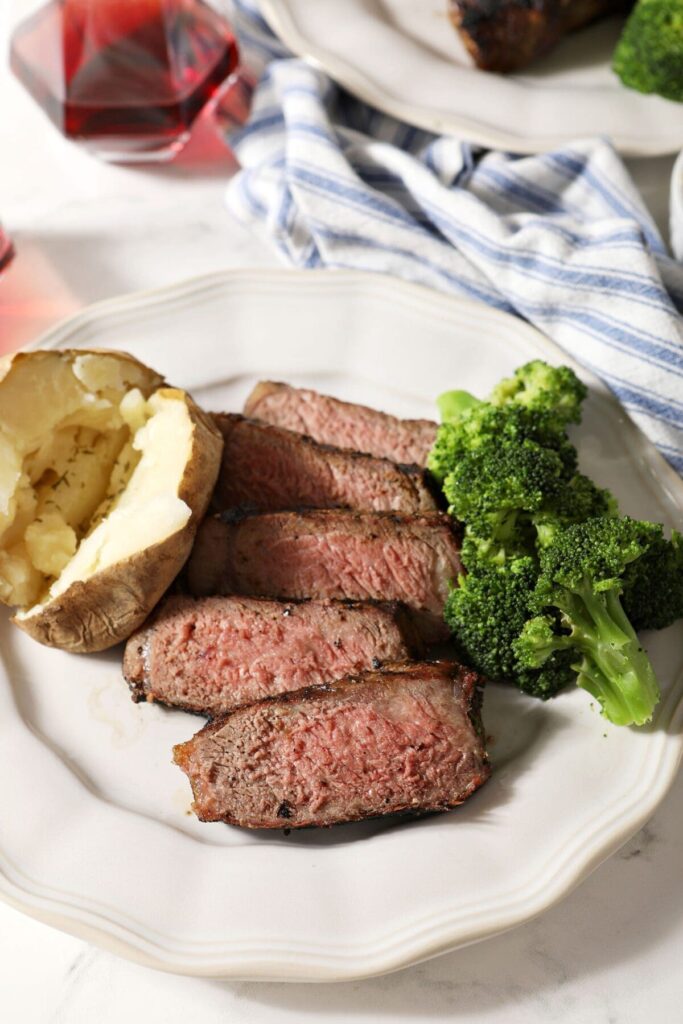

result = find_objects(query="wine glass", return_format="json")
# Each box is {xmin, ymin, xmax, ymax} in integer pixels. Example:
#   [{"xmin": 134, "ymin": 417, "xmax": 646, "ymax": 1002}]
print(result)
[{"xmin": 8, "ymin": 0, "xmax": 240, "ymax": 162}]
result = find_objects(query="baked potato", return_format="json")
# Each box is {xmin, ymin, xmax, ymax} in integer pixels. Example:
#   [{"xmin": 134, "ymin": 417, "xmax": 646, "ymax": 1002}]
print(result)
[{"xmin": 0, "ymin": 349, "xmax": 223, "ymax": 652}]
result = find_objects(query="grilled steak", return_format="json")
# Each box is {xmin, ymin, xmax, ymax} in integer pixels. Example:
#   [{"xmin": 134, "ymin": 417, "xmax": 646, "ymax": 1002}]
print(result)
[
  {"xmin": 186, "ymin": 508, "xmax": 462, "ymax": 643},
  {"xmin": 174, "ymin": 660, "xmax": 490, "ymax": 829},
  {"xmin": 450, "ymin": 0, "xmax": 632, "ymax": 72},
  {"xmin": 123, "ymin": 594, "xmax": 419, "ymax": 717},
  {"xmin": 211, "ymin": 414, "xmax": 438, "ymax": 514},
  {"xmin": 243, "ymin": 381, "xmax": 438, "ymax": 466}
]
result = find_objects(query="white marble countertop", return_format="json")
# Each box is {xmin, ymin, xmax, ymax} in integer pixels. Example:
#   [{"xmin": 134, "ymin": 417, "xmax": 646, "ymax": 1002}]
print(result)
[{"xmin": 1, "ymin": 56, "xmax": 682, "ymax": 1024}]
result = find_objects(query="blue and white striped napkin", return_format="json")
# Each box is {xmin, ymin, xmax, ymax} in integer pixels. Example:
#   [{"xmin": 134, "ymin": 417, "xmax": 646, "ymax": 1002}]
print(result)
[{"xmin": 228, "ymin": 0, "xmax": 683, "ymax": 474}]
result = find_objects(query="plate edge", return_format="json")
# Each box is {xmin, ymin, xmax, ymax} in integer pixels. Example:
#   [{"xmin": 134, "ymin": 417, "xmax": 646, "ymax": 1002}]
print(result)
[
  {"xmin": 3, "ymin": 266, "xmax": 683, "ymax": 980},
  {"xmin": 259, "ymin": 0, "xmax": 683, "ymax": 157}
]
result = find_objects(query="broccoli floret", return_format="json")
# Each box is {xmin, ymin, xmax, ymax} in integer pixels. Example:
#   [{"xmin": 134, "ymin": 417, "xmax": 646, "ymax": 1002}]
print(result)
[
  {"xmin": 429, "ymin": 402, "xmax": 579, "ymax": 563},
  {"xmin": 613, "ymin": 0, "xmax": 683, "ymax": 103},
  {"xmin": 490, "ymin": 360, "xmax": 588, "ymax": 432},
  {"xmin": 443, "ymin": 434, "xmax": 565, "ymax": 562},
  {"xmin": 460, "ymin": 526, "xmax": 533, "ymax": 570},
  {"xmin": 430, "ymin": 375, "xmax": 582, "ymax": 487},
  {"xmin": 431, "ymin": 399, "xmax": 596, "ymax": 564},
  {"xmin": 622, "ymin": 529, "xmax": 683, "ymax": 630},
  {"xmin": 534, "ymin": 473, "xmax": 618, "ymax": 548},
  {"xmin": 514, "ymin": 516, "xmax": 662, "ymax": 726},
  {"xmin": 444, "ymin": 558, "xmax": 574, "ymax": 698},
  {"xmin": 428, "ymin": 415, "xmax": 474, "ymax": 484},
  {"xmin": 429, "ymin": 403, "xmax": 516, "ymax": 482},
  {"xmin": 437, "ymin": 360, "xmax": 587, "ymax": 436},
  {"xmin": 430, "ymin": 361, "xmax": 670, "ymax": 725},
  {"xmin": 445, "ymin": 558, "xmax": 535, "ymax": 679},
  {"xmin": 516, "ymin": 648, "xmax": 577, "ymax": 700}
]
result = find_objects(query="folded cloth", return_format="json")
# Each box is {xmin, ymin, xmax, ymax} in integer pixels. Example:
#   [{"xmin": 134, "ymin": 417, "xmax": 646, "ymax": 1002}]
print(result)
[{"xmin": 228, "ymin": 0, "xmax": 683, "ymax": 474}]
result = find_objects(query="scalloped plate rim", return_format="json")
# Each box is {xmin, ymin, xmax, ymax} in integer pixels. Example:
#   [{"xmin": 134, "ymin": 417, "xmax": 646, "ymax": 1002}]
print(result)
[
  {"xmin": 258, "ymin": 0, "xmax": 683, "ymax": 156},
  {"xmin": 0, "ymin": 268, "xmax": 681, "ymax": 982}
]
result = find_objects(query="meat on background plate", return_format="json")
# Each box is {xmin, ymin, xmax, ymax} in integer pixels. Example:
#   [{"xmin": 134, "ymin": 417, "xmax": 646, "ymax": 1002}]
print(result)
[
  {"xmin": 124, "ymin": 594, "xmax": 421, "ymax": 717},
  {"xmin": 450, "ymin": 0, "xmax": 633, "ymax": 72},
  {"xmin": 174, "ymin": 660, "xmax": 490, "ymax": 829}
]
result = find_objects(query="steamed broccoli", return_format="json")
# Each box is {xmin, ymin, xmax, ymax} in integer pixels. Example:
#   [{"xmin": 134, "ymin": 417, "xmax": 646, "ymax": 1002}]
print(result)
[
  {"xmin": 533, "ymin": 473, "xmax": 618, "ymax": 548},
  {"xmin": 514, "ymin": 517, "xmax": 662, "ymax": 726},
  {"xmin": 431, "ymin": 361, "xmax": 585, "ymax": 486},
  {"xmin": 622, "ymin": 529, "xmax": 683, "ymax": 630},
  {"xmin": 489, "ymin": 359, "xmax": 588, "ymax": 432},
  {"xmin": 445, "ymin": 557, "xmax": 575, "ymax": 699},
  {"xmin": 435, "ymin": 361, "xmax": 587, "ymax": 434},
  {"xmin": 613, "ymin": 0, "xmax": 683, "ymax": 103},
  {"xmin": 442, "ymin": 432, "xmax": 565, "ymax": 559},
  {"xmin": 430, "ymin": 359, "xmax": 678, "ymax": 727},
  {"xmin": 429, "ymin": 397, "xmax": 585, "ymax": 565}
]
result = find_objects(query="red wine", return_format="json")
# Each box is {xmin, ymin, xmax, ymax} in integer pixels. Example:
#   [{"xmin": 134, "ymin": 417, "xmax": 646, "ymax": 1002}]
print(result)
[{"xmin": 10, "ymin": 0, "xmax": 239, "ymax": 160}]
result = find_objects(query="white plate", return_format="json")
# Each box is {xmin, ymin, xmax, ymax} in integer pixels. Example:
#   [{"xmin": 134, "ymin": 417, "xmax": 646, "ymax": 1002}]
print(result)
[
  {"xmin": 1, "ymin": 269, "xmax": 682, "ymax": 982},
  {"xmin": 259, "ymin": 0, "xmax": 683, "ymax": 156}
]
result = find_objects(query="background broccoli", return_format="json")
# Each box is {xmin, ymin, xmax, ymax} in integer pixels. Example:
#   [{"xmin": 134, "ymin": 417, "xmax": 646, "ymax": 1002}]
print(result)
[{"xmin": 612, "ymin": 0, "xmax": 683, "ymax": 102}]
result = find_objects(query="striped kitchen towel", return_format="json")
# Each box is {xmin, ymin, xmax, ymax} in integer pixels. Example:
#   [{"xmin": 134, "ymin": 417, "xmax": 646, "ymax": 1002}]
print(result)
[{"xmin": 227, "ymin": 0, "xmax": 683, "ymax": 474}]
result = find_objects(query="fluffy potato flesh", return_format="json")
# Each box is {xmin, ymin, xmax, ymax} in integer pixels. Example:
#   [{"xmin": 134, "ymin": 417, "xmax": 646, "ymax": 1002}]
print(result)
[{"xmin": 0, "ymin": 351, "xmax": 194, "ymax": 618}]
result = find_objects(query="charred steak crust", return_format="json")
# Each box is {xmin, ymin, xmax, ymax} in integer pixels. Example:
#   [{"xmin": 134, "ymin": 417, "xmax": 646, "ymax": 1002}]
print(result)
[
  {"xmin": 210, "ymin": 413, "xmax": 439, "ymax": 514},
  {"xmin": 174, "ymin": 660, "xmax": 490, "ymax": 829},
  {"xmin": 450, "ymin": 0, "xmax": 632, "ymax": 72},
  {"xmin": 243, "ymin": 381, "xmax": 438, "ymax": 466},
  {"xmin": 122, "ymin": 594, "xmax": 422, "ymax": 717},
  {"xmin": 186, "ymin": 508, "xmax": 463, "ymax": 643}
]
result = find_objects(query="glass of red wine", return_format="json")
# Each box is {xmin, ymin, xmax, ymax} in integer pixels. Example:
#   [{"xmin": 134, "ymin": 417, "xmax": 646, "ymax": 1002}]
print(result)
[{"xmin": 9, "ymin": 0, "xmax": 240, "ymax": 162}]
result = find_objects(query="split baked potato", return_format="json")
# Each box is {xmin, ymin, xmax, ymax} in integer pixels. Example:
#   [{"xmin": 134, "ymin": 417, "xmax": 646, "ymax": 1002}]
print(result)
[{"xmin": 0, "ymin": 349, "xmax": 222, "ymax": 652}]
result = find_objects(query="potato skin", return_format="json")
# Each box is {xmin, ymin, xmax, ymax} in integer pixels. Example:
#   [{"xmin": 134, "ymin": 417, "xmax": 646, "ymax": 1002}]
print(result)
[{"xmin": 13, "ymin": 392, "xmax": 223, "ymax": 653}]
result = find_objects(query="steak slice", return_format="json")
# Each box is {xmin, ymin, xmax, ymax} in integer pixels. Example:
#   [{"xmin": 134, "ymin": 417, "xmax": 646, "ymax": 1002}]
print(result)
[
  {"xmin": 211, "ymin": 414, "xmax": 438, "ymax": 514},
  {"xmin": 174, "ymin": 660, "xmax": 490, "ymax": 829},
  {"xmin": 123, "ymin": 594, "xmax": 420, "ymax": 717},
  {"xmin": 186, "ymin": 508, "xmax": 462, "ymax": 643},
  {"xmin": 449, "ymin": 0, "xmax": 632, "ymax": 72},
  {"xmin": 243, "ymin": 381, "xmax": 438, "ymax": 466}
]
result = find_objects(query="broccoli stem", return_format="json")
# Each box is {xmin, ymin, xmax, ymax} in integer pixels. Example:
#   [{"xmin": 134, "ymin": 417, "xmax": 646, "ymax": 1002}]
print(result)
[
  {"xmin": 570, "ymin": 583, "xmax": 632, "ymax": 649},
  {"xmin": 557, "ymin": 579, "xmax": 660, "ymax": 726},
  {"xmin": 437, "ymin": 390, "xmax": 482, "ymax": 423},
  {"xmin": 527, "ymin": 629, "xmax": 572, "ymax": 666}
]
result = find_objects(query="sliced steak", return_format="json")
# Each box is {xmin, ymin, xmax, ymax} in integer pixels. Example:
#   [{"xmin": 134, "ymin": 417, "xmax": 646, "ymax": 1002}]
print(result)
[
  {"xmin": 211, "ymin": 414, "xmax": 438, "ymax": 514},
  {"xmin": 174, "ymin": 660, "xmax": 490, "ymax": 829},
  {"xmin": 449, "ymin": 0, "xmax": 632, "ymax": 73},
  {"xmin": 123, "ymin": 594, "xmax": 419, "ymax": 717},
  {"xmin": 243, "ymin": 381, "xmax": 438, "ymax": 466},
  {"xmin": 186, "ymin": 508, "xmax": 462, "ymax": 643}
]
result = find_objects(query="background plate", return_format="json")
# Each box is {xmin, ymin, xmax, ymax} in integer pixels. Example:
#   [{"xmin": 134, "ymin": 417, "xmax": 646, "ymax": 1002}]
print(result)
[
  {"xmin": 1, "ymin": 269, "xmax": 682, "ymax": 981},
  {"xmin": 260, "ymin": 0, "xmax": 683, "ymax": 156}
]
